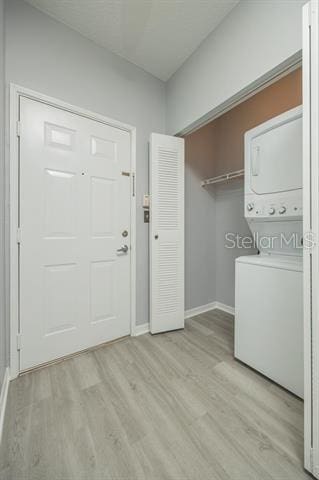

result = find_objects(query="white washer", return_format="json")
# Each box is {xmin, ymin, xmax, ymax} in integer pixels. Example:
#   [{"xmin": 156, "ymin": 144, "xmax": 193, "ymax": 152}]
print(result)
[
  {"xmin": 235, "ymin": 106, "xmax": 303, "ymax": 398},
  {"xmin": 235, "ymin": 254, "xmax": 303, "ymax": 398}
]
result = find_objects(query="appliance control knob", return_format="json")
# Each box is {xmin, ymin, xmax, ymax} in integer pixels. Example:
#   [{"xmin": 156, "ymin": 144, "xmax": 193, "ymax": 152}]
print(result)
[
  {"xmin": 268, "ymin": 207, "xmax": 275, "ymax": 215},
  {"xmin": 279, "ymin": 206, "xmax": 286, "ymax": 214},
  {"xmin": 247, "ymin": 203, "xmax": 254, "ymax": 212}
]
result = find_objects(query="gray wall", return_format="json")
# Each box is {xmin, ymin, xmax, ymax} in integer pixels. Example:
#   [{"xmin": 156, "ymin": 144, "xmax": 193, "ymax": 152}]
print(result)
[
  {"xmin": 2, "ymin": 0, "xmax": 307, "ymax": 350},
  {"xmin": 215, "ymin": 184, "xmax": 256, "ymax": 308},
  {"xmin": 166, "ymin": 0, "xmax": 306, "ymax": 135},
  {"xmin": 179, "ymin": 0, "xmax": 304, "ymax": 311},
  {"xmin": 185, "ymin": 173, "xmax": 255, "ymax": 312},
  {"xmin": 5, "ymin": 0, "xmax": 166, "ymax": 327},
  {"xmin": 0, "ymin": 0, "xmax": 6, "ymax": 389},
  {"xmin": 185, "ymin": 162, "xmax": 216, "ymax": 311}
]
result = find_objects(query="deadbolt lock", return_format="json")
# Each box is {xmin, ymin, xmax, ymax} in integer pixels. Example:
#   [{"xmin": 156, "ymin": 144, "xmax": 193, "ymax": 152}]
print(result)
[{"xmin": 122, "ymin": 230, "xmax": 128, "ymax": 238}]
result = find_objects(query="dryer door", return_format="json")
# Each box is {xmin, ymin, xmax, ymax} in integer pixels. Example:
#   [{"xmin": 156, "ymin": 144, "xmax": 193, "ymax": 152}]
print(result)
[{"xmin": 250, "ymin": 115, "xmax": 302, "ymax": 195}]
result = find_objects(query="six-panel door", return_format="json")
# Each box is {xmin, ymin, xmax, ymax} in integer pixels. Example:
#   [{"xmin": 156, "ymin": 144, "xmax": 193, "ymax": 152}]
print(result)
[{"xmin": 19, "ymin": 97, "xmax": 131, "ymax": 370}]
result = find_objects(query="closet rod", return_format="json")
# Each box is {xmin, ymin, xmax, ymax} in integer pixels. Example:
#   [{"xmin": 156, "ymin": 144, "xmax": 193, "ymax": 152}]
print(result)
[{"xmin": 201, "ymin": 169, "xmax": 244, "ymax": 187}]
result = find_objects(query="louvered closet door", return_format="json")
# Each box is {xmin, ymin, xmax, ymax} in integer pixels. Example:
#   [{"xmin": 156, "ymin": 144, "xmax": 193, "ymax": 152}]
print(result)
[{"xmin": 150, "ymin": 133, "xmax": 184, "ymax": 334}]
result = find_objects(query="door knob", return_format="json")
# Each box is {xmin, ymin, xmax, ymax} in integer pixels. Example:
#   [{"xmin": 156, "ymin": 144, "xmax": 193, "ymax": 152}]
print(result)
[{"xmin": 117, "ymin": 244, "xmax": 129, "ymax": 254}]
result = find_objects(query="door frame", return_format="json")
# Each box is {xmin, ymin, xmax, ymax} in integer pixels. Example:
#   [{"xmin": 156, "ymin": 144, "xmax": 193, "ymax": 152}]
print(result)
[
  {"xmin": 9, "ymin": 83, "xmax": 137, "ymax": 379},
  {"xmin": 302, "ymin": 2, "xmax": 312, "ymax": 472},
  {"xmin": 303, "ymin": 2, "xmax": 319, "ymax": 476}
]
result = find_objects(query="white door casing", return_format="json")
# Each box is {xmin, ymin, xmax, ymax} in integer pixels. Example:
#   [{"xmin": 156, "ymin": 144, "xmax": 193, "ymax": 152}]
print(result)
[
  {"xmin": 18, "ymin": 95, "xmax": 133, "ymax": 370},
  {"xmin": 303, "ymin": 1, "xmax": 319, "ymax": 477},
  {"xmin": 149, "ymin": 133, "xmax": 184, "ymax": 334}
]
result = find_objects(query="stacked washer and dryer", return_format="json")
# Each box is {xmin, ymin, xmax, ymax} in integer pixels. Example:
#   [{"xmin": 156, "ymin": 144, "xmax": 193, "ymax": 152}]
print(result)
[{"xmin": 235, "ymin": 106, "xmax": 303, "ymax": 398}]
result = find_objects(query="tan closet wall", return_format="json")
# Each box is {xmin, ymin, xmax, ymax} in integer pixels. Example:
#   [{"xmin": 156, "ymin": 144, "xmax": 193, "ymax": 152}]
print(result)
[
  {"xmin": 184, "ymin": 67, "xmax": 302, "ymax": 311},
  {"xmin": 185, "ymin": 67, "xmax": 302, "ymax": 177}
]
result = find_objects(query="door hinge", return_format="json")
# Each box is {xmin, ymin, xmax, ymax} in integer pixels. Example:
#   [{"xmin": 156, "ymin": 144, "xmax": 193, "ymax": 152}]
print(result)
[
  {"xmin": 132, "ymin": 173, "xmax": 136, "ymax": 197},
  {"xmin": 17, "ymin": 227, "xmax": 22, "ymax": 244},
  {"xmin": 16, "ymin": 121, "xmax": 21, "ymax": 137},
  {"xmin": 16, "ymin": 333, "xmax": 22, "ymax": 351}
]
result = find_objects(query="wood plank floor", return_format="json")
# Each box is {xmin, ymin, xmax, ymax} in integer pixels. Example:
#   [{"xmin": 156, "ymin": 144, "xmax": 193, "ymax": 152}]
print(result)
[{"xmin": 0, "ymin": 309, "xmax": 309, "ymax": 480}]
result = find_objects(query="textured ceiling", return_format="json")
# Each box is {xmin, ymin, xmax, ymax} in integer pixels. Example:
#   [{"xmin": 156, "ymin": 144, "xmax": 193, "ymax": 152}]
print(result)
[{"xmin": 24, "ymin": 0, "xmax": 239, "ymax": 81}]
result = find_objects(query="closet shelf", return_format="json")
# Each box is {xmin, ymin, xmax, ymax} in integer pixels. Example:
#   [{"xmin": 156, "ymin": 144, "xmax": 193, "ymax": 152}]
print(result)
[{"xmin": 201, "ymin": 169, "xmax": 244, "ymax": 187}]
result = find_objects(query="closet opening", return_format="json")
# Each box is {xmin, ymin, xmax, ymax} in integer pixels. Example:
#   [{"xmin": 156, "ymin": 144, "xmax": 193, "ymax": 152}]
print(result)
[{"xmin": 183, "ymin": 65, "xmax": 304, "ymax": 468}]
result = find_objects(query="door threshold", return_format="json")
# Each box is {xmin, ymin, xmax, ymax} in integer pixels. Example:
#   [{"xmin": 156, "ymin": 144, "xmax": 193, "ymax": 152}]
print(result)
[{"xmin": 19, "ymin": 335, "xmax": 129, "ymax": 376}]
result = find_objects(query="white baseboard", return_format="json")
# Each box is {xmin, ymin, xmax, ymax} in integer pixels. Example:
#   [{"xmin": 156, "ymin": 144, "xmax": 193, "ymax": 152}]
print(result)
[
  {"xmin": 184, "ymin": 302, "xmax": 217, "ymax": 319},
  {"xmin": 133, "ymin": 301, "xmax": 234, "ymax": 336},
  {"xmin": 133, "ymin": 323, "xmax": 150, "ymax": 336},
  {"xmin": 0, "ymin": 368, "xmax": 10, "ymax": 444},
  {"xmin": 214, "ymin": 302, "xmax": 235, "ymax": 316},
  {"xmin": 185, "ymin": 301, "xmax": 234, "ymax": 318}
]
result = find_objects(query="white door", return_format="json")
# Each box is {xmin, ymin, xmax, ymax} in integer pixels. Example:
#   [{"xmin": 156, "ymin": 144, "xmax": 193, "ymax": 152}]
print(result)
[
  {"xmin": 19, "ymin": 97, "xmax": 132, "ymax": 370},
  {"xmin": 149, "ymin": 133, "xmax": 184, "ymax": 334},
  {"xmin": 303, "ymin": 1, "xmax": 319, "ymax": 477}
]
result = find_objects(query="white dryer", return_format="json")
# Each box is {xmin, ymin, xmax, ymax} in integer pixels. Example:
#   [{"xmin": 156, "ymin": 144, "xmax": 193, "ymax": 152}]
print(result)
[{"xmin": 235, "ymin": 106, "xmax": 303, "ymax": 398}]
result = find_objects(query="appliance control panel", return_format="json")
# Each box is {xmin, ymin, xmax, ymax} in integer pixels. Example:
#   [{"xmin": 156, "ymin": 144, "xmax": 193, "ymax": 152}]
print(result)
[{"xmin": 245, "ymin": 191, "xmax": 302, "ymax": 219}]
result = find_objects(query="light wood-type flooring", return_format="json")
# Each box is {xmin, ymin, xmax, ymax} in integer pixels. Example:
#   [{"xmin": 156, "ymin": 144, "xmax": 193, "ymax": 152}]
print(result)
[{"xmin": 0, "ymin": 309, "xmax": 309, "ymax": 480}]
